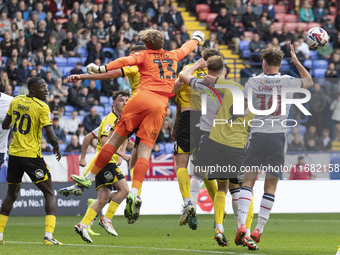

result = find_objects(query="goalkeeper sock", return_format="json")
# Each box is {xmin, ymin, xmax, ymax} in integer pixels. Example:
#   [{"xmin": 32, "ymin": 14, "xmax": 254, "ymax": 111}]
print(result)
[
  {"xmin": 238, "ymin": 186, "xmax": 252, "ymax": 228},
  {"xmin": 0, "ymin": 214, "xmax": 9, "ymax": 239},
  {"xmin": 131, "ymin": 158, "xmax": 149, "ymax": 190},
  {"xmin": 256, "ymin": 193, "xmax": 275, "ymax": 234},
  {"xmin": 176, "ymin": 168, "xmax": 191, "ymax": 205},
  {"xmin": 80, "ymin": 208, "xmax": 97, "ymax": 228},
  {"xmin": 214, "ymin": 191, "xmax": 226, "ymax": 231},
  {"xmin": 204, "ymin": 178, "xmax": 217, "ymax": 201},
  {"xmin": 89, "ymin": 144, "xmax": 117, "ymax": 176},
  {"xmin": 246, "ymin": 196, "xmax": 254, "ymax": 236},
  {"xmin": 190, "ymin": 175, "xmax": 203, "ymax": 208},
  {"xmin": 130, "ymin": 167, "xmax": 142, "ymax": 197},
  {"xmin": 230, "ymin": 187, "xmax": 240, "ymax": 229},
  {"xmin": 104, "ymin": 201, "xmax": 119, "ymax": 221},
  {"xmin": 45, "ymin": 215, "xmax": 56, "ymax": 238}
]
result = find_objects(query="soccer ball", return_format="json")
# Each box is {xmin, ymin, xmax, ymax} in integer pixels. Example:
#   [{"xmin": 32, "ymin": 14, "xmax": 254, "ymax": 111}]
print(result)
[{"xmin": 305, "ymin": 27, "xmax": 329, "ymax": 49}]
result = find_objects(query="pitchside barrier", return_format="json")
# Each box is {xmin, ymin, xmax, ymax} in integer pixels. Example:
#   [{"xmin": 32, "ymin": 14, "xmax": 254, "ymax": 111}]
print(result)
[{"xmin": 0, "ymin": 152, "xmax": 340, "ymax": 216}]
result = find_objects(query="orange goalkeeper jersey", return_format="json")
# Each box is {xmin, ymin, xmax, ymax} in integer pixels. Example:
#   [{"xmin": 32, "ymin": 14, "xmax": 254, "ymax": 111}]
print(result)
[{"xmin": 106, "ymin": 40, "xmax": 198, "ymax": 96}]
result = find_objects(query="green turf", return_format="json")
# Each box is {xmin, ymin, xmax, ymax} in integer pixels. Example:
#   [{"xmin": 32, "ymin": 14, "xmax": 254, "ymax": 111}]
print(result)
[{"xmin": 0, "ymin": 213, "xmax": 339, "ymax": 255}]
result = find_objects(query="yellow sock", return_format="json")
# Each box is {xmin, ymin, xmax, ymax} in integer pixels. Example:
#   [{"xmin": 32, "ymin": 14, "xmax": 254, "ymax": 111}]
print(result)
[
  {"xmin": 204, "ymin": 178, "xmax": 217, "ymax": 201},
  {"xmin": 214, "ymin": 191, "xmax": 226, "ymax": 225},
  {"xmin": 130, "ymin": 167, "xmax": 142, "ymax": 197},
  {"xmin": 0, "ymin": 214, "xmax": 9, "ymax": 234},
  {"xmin": 104, "ymin": 201, "xmax": 119, "ymax": 220},
  {"xmin": 45, "ymin": 215, "xmax": 56, "ymax": 234},
  {"xmin": 176, "ymin": 168, "xmax": 191, "ymax": 200},
  {"xmin": 80, "ymin": 208, "xmax": 97, "ymax": 227},
  {"xmin": 246, "ymin": 197, "xmax": 254, "ymax": 230}
]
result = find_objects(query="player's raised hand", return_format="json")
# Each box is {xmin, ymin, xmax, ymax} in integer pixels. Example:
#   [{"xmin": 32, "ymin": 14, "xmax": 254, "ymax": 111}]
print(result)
[
  {"xmin": 86, "ymin": 63, "xmax": 106, "ymax": 74},
  {"xmin": 117, "ymin": 156, "xmax": 123, "ymax": 166},
  {"xmin": 195, "ymin": 58, "xmax": 206, "ymax": 69},
  {"xmin": 67, "ymin": 75, "xmax": 81, "ymax": 83},
  {"xmin": 79, "ymin": 157, "xmax": 86, "ymax": 167},
  {"xmin": 192, "ymin": 31, "xmax": 206, "ymax": 43},
  {"xmin": 204, "ymin": 74, "xmax": 217, "ymax": 85},
  {"xmin": 53, "ymin": 147, "xmax": 61, "ymax": 161},
  {"xmin": 290, "ymin": 44, "xmax": 299, "ymax": 65}
]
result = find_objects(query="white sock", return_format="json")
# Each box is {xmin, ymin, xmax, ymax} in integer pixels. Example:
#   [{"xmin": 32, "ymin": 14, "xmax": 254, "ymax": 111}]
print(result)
[
  {"xmin": 45, "ymin": 232, "xmax": 53, "ymax": 239},
  {"xmin": 238, "ymin": 186, "xmax": 252, "ymax": 228},
  {"xmin": 85, "ymin": 172, "xmax": 96, "ymax": 180},
  {"xmin": 103, "ymin": 216, "xmax": 111, "ymax": 223},
  {"xmin": 79, "ymin": 222, "xmax": 87, "ymax": 228},
  {"xmin": 131, "ymin": 188, "xmax": 138, "ymax": 195},
  {"xmin": 256, "ymin": 193, "xmax": 275, "ymax": 234},
  {"xmin": 246, "ymin": 228, "xmax": 250, "ymax": 236},
  {"xmin": 215, "ymin": 223, "xmax": 224, "ymax": 232},
  {"xmin": 184, "ymin": 197, "xmax": 191, "ymax": 206},
  {"xmin": 0, "ymin": 233, "xmax": 3, "ymax": 240},
  {"xmin": 190, "ymin": 175, "xmax": 203, "ymax": 208},
  {"xmin": 230, "ymin": 187, "xmax": 240, "ymax": 229}
]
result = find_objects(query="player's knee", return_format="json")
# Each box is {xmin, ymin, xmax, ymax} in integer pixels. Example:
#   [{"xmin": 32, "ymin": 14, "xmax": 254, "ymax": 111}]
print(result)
[{"xmin": 119, "ymin": 184, "xmax": 129, "ymax": 198}]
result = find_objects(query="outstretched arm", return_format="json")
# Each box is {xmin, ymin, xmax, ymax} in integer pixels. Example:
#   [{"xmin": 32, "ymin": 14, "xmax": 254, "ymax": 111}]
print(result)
[
  {"xmin": 290, "ymin": 44, "xmax": 313, "ymax": 89},
  {"xmin": 67, "ymin": 69, "xmax": 123, "ymax": 83},
  {"xmin": 179, "ymin": 59, "xmax": 206, "ymax": 84},
  {"xmin": 174, "ymin": 31, "xmax": 205, "ymax": 61}
]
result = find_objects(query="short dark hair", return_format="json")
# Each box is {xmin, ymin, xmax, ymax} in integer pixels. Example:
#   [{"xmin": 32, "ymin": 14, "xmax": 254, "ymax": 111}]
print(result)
[
  {"xmin": 27, "ymin": 77, "xmax": 45, "ymax": 90},
  {"xmin": 206, "ymin": 56, "xmax": 224, "ymax": 74},
  {"xmin": 202, "ymin": 48, "xmax": 223, "ymax": 61},
  {"xmin": 261, "ymin": 48, "xmax": 284, "ymax": 67},
  {"xmin": 129, "ymin": 45, "xmax": 146, "ymax": 53},
  {"xmin": 112, "ymin": 89, "xmax": 130, "ymax": 101}
]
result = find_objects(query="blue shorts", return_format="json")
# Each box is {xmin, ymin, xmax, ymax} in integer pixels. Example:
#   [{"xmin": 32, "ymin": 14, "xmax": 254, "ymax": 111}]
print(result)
[
  {"xmin": 0, "ymin": 153, "xmax": 4, "ymax": 167},
  {"xmin": 243, "ymin": 133, "xmax": 286, "ymax": 177}
]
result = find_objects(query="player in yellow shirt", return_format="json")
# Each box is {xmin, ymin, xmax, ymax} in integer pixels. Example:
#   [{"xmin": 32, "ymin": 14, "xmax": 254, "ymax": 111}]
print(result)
[
  {"xmin": 179, "ymin": 57, "xmax": 258, "ymax": 250},
  {"xmin": 172, "ymin": 49, "xmax": 223, "ymax": 230},
  {"xmin": 74, "ymin": 90, "xmax": 131, "ymax": 243},
  {"xmin": 0, "ymin": 77, "xmax": 62, "ymax": 245}
]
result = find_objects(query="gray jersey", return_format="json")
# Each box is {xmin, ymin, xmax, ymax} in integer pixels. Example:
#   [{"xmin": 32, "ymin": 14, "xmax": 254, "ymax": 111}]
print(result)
[
  {"xmin": 0, "ymin": 93, "xmax": 13, "ymax": 153},
  {"xmin": 244, "ymin": 73, "xmax": 303, "ymax": 134},
  {"xmin": 190, "ymin": 78, "xmax": 224, "ymax": 132}
]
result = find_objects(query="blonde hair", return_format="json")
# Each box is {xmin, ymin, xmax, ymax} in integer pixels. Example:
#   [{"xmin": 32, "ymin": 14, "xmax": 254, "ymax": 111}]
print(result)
[
  {"xmin": 138, "ymin": 28, "xmax": 164, "ymax": 50},
  {"xmin": 0, "ymin": 71, "xmax": 10, "ymax": 87},
  {"xmin": 207, "ymin": 55, "xmax": 224, "ymax": 74}
]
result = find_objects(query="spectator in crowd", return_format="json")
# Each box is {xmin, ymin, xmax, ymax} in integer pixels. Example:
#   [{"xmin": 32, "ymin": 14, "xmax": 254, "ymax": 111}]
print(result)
[
  {"xmin": 85, "ymin": 42, "xmax": 105, "ymax": 66},
  {"xmin": 256, "ymin": 16, "xmax": 270, "ymax": 40},
  {"xmin": 309, "ymin": 83, "xmax": 327, "ymax": 134},
  {"xmin": 76, "ymin": 28, "xmax": 91, "ymax": 49},
  {"xmin": 335, "ymin": 9, "xmax": 340, "ymax": 32},
  {"xmin": 251, "ymin": 0, "xmax": 262, "ymax": 18},
  {"xmin": 49, "ymin": 0, "xmax": 67, "ymax": 19},
  {"xmin": 153, "ymin": 5, "xmax": 166, "ymax": 28},
  {"xmin": 294, "ymin": 24, "xmax": 306, "ymax": 41},
  {"xmin": 305, "ymin": 137, "xmax": 321, "ymax": 151},
  {"xmin": 157, "ymin": 119, "xmax": 172, "ymax": 143},
  {"xmin": 35, "ymin": 2, "xmax": 46, "ymax": 22},
  {"xmin": 230, "ymin": 0, "xmax": 246, "ymax": 23},
  {"xmin": 64, "ymin": 110, "xmax": 81, "ymax": 135},
  {"xmin": 65, "ymin": 134, "xmax": 82, "ymax": 153},
  {"xmin": 0, "ymin": 12, "xmax": 11, "ymax": 36},
  {"xmin": 83, "ymin": 107, "xmax": 101, "ymax": 133},
  {"xmin": 228, "ymin": 25, "xmax": 244, "ymax": 54},
  {"xmin": 304, "ymin": 125, "xmax": 320, "ymax": 145},
  {"xmin": 331, "ymin": 94, "xmax": 340, "ymax": 141},
  {"xmin": 51, "ymin": 22, "xmax": 67, "ymax": 46},
  {"xmin": 7, "ymin": 0, "xmax": 19, "ymax": 19},
  {"xmin": 262, "ymin": 0, "xmax": 275, "ymax": 21},
  {"xmin": 313, "ymin": 0, "xmax": 328, "ymax": 23},
  {"xmin": 295, "ymin": 36, "xmax": 310, "ymax": 59},
  {"xmin": 263, "ymin": 24, "xmax": 279, "ymax": 43},
  {"xmin": 326, "ymin": 62, "xmax": 339, "ymax": 78},
  {"xmin": 299, "ymin": 1, "xmax": 315, "ymax": 22},
  {"xmin": 87, "ymin": 138, "xmax": 97, "ymax": 153},
  {"xmin": 67, "ymin": 80, "xmax": 82, "ymax": 106},
  {"xmin": 17, "ymin": 58, "xmax": 29, "ymax": 85},
  {"xmin": 49, "ymin": 95, "xmax": 64, "ymax": 115},
  {"xmin": 179, "ymin": 25, "xmax": 190, "ymax": 44},
  {"xmin": 41, "ymin": 138, "xmax": 52, "ymax": 153},
  {"xmin": 76, "ymin": 123, "xmax": 86, "ymax": 145},
  {"xmin": 0, "ymin": 70, "xmax": 10, "ymax": 93},
  {"xmin": 16, "ymin": 37, "xmax": 29, "ymax": 59},
  {"xmin": 47, "ymin": 35, "xmax": 60, "ymax": 57},
  {"xmin": 61, "ymin": 31, "xmax": 78, "ymax": 57},
  {"xmin": 322, "ymin": 17, "xmax": 337, "ymax": 42},
  {"xmin": 10, "ymin": 23, "xmax": 19, "ymax": 41},
  {"xmin": 46, "ymin": 60, "xmax": 63, "ymax": 81},
  {"xmin": 70, "ymin": 1, "xmax": 84, "ymax": 23},
  {"xmin": 31, "ymin": 30, "xmax": 47, "ymax": 53},
  {"xmin": 212, "ymin": 8, "xmax": 231, "ymax": 44},
  {"xmin": 4, "ymin": 85, "xmax": 13, "ymax": 96},
  {"xmin": 103, "ymin": 12, "xmax": 114, "ymax": 29},
  {"xmin": 51, "ymin": 77, "xmax": 68, "ymax": 104},
  {"xmin": 320, "ymin": 128, "xmax": 332, "ymax": 151},
  {"xmin": 46, "ymin": 11, "xmax": 55, "ymax": 31},
  {"xmin": 80, "ymin": 0, "xmax": 92, "ymax": 18},
  {"xmin": 1, "ymin": 32, "xmax": 15, "ymax": 58},
  {"xmin": 288, "ymin": 126, "xmax": 304, "ymax": 144},
  {"xmin": 242, "ymin": 4, "xmax": 257, "ymax": 32},
  {"xmin": 278, "ymin": 24, "xmax": 294, "ymax": 43},
  {"xmin": 13, "ymin": 12, "xmax": 25, "ymax": 31},
  {"xmin": 87, "ymin": 80, "xmax": 100, "ymax": 106},
  {"xmin": 70, "ymin": 62, "xmax": 84, "ymax": 76},
  {"xmin": 35, "ymin": 62, "xmax": 45, "ymax": 79},
  {"xmin": 45, "ymin": 71, "xmax": 54, "ymax": 88},
  {"xmin": 75, "ymin": 86, "xmax": 91, "ymax": 113},
  {"xmin": 52, "ymin": 116, "xmax": 66, "ymax": 143},
  {"xmin": 203, "ymin": 33, "xmax": 217, "ymax": 49},
  {"xmin": 165, "ymin": 4, "xmax": 183, "ymax": 30},
  {"xmin": 93, "ymin": 20, "xmax": 110, "ymax": 46},
  {"xmin": 30, "ymin": 48, "xmax": 45, "ymax": 67},
  {"xmin": 289, "ymin": 156, "xmax": 314, "ymax": 180},
  {"xmin": 249, "ymin": 33, "xmax": 266, "ymax": 62},
  {"xmin": 67, "ymin": 12, "xmax": 83, "ymax": 35},
  {"xmin": 7, "ymin": 62, "xmax": 18, "ymax": 87},
  {"xmin": 288, "ymin": 135, "xmax": 306, "ymax": 152},
  {"xmin": 318, "ymin": 41, "xmax": 333, "ymax": 60},
  {"xmin": 18, "ymin": 1, "xmax": 29, "ymax": 21},
  {"xmin": 84, "ymin": 13, "xmax": 95, "ymax": 31},
  {"xmin": 144, "ymin": 0, "xmax": 159, "ymax": 19}
]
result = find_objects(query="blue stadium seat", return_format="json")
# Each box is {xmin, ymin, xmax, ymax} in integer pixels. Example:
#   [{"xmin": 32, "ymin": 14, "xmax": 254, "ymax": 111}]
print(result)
[
  {"xmin": 105, "ymin": 105, "xmax": 112, "ymax": 115},
  {"xmin": 41, "ymin": 65, "xmax": 47, "ymax": 72},
  {"xmin": 314, "ymin": 68, "xmax": 327, "ymax": 78},
  {"xmin": 65, "ymin": 105, "xmax": 74, "ymax": 115},
  {"xmin": 81, "ymin": 57, "xmax": 87, "ymax": 65},
  {"xmin": 297, "ymin": 125, "xmax": 306, "ymax": 135},
  {"xmin": 0, "ymin": 37, "xmax": 3, "ymax": 43},
  {"xmin": 103, "ymin": 47, "xmax": 114, "ymax": 55},
  {"xmin": 66, "ymin": 134, "xmax": 72, "ymax": 143},
  {"xmin": 81, "ymin": 66, "xmax": 87, "ymax": 73},
  {"xmin": 239, "ymin": 40, "xmax": 250, "ymax": 51},
  {"xmin": 242, "ymin": 49, "xmax": 251, "ymax": 59},
  {"xmin": 78, "ymin": 47, "xmax": 88, "ymax": 57},
  {"xmin": 109, "ymin": 97, "xmax": 113, "ymax": 105},
  {"xmin": 315, "ymin": 60, "xmax": 329, "ymax": 69},
  {"xmin": 100, "ymin": 96, "xmax": 109, "ymax": 104},
  {"xmin": 304, "ymin": 59, "xmax": 313, "ymax": 69},
  {"xmin": 309, "ymin": 50, "xmax": 318, "ymax": 59},
  {"xmin": 2, "ymin": 56, "xmax": 7, "ymax": 64},
  {"xmin": 93, "ymin": 105, "xmax": 105, "ymax": 116},
  {"xmin": 78, "ymin": 115, "xmax": 84, "ymax": 123},
  {"xmin": 54, "ymin": 57, "xmax": 68, "ymax": 67},
  {"xmin": 62, "ymin": 66, "xmax": 73, "ymax": 77},
  {"xmin": 165, "ymin": 143, "xmax": 174, "ymax": 153},
  {"xmin": 281, "ymin": 59, "xmax": 290, "ymax": 71},
  {"xmin": 67, "ymin": 57, "xmax": 82, "ymax": 67},
  {"xmin": 59, "ymin": 143, "xmax": 67, "ymax": 153},
  {"xmin": 158, "ymin": 143, "xmax": 166, "ymax": 153},
  {"xmin": 13, "ymin": 86, "xmax": 21, "ymax": 96}
]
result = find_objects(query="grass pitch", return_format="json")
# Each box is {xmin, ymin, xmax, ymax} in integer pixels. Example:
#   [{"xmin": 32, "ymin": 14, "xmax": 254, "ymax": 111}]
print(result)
[{"xmin": 0, "ymin": 213, "xmax": 338, "ymax": 255}]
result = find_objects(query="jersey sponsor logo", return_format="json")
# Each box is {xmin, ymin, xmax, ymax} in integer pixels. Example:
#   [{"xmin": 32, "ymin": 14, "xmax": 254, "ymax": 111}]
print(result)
[
  {"xmin": 35, "ymin": 169, "xmax": 44, "ymax": 179},
  {"xmin": 104, "ymin": 171, "xmax": 114, "ymax": 182},
  {"xmin": 104, "ymin": 124, "xmax": 112, "ymax": 132}
]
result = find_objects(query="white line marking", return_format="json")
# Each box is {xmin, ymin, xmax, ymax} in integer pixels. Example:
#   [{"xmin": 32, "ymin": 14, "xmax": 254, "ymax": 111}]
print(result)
[{"xmin": 6, "ymin": 241, "xmax": 266, "ymax": 255}]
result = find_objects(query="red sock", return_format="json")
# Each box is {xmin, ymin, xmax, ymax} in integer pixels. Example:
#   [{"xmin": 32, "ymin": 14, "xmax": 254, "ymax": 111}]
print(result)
[
  {"xmin": 131, "ymin": 158, "xmax": 149, "ymax": 190},
  {"xmin": 91, "ymin": 144, "xmax": 116, "ymax": 175}
]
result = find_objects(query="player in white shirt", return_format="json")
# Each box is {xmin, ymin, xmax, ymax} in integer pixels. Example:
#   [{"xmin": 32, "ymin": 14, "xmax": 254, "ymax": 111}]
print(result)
[
  {"xmin": 0, "ymin": 93, "xmax": 13, "ymax": 167},
  {"xmin": 234, "ymin": 45, "xmax": 314, "ymax": 248}
]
